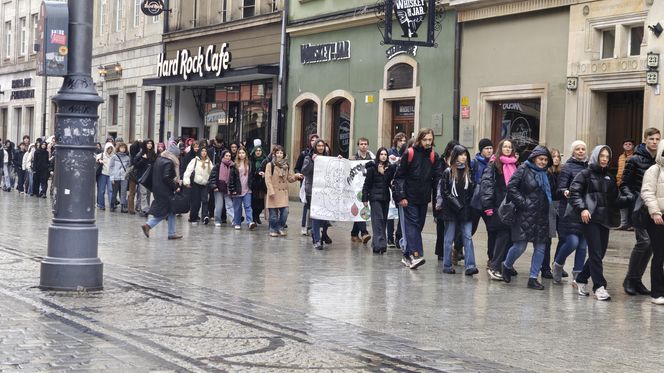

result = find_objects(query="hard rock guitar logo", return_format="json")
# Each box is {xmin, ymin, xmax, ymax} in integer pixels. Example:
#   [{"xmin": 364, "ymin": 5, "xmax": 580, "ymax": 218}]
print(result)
[{"xmin": 394, "ymin": 0, "xmax": 428, "ymax": 38}]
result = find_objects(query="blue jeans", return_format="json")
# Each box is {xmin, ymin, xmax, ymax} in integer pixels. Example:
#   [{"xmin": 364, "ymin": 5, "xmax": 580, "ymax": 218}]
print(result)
[
  {"xmin": 214, "ymin": 191, "xmax": 234, "ymax": 224},
  {"xmin": 311, "ymin": 218, "xmax": 324, "ymax": 243},
  {"xmin": 402, "ymin": 203, "xmax": 428, "ymax": 257},
  {"xmin": 301, "ymin": 202, "xmax": 310, "ymax": 229},
  {"xmin": 232, "ymin": 193, "xmax": 253, "ymax": 226},
  {"xmin": 443, "ymin": 220, "xmax": 476, "ymax": 270},
  {"xmin": 504, "ymin": 240, "xmax": 546, "ymax": 279},
  {"xmin": 147, "ymin": 212, "xmax": 176, "ymax": 236},
  {"xmin": 26, "ymin": 171, "xmax": 33, "ymax": 194},
  {"xmin": 269, "ymin": 207, "xmax": 288, "ymax": 233},
  {"xmin": 398, "ymin": 206, "xmax": 408, "ymax": 253},
  {"xmin": 554, "ymin": 233, "xmax": 587, "ymax": 272},
  {"xmin": 97, "ymin": 174, "xmax": 113, "ymax": 208}
]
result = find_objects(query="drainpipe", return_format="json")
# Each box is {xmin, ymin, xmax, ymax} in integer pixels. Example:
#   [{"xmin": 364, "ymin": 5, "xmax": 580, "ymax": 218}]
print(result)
[
  {"xmin": 274, "ymin": 0, "xmax": 289, "ymax": 146},
  {"xmin": 453, "ymin": 14, "xmax": 461, "ymax": 141},
  {"xmin": 159, "ymin": 0, "xmax": 170, "ymax": 143}
]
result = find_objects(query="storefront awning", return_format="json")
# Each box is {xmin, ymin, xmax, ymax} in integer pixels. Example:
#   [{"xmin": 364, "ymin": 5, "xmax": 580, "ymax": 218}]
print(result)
[{"xmin": 142, "ymin": 65, "xmax": 279, "ymax": 87}]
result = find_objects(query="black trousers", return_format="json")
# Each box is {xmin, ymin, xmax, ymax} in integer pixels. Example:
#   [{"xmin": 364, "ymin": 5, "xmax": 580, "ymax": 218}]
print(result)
[
  {"xmin": 489, "ymin": 229, "xmax": 512, "ymax": 272},
  {"xmin": 645, "ymin": 223, "xmax": 664, "ymax": 298},
  {"xmin": 34, "ymin": 171, "xmax": 48, "ymax": 196},
  {"xmin": 252, "ymin": 195, "xmax": 265, "ymax": 223},
  {"xmin": 576, "ymin": 223, "xmax": 610, "ymax": 291},
  {"xmin": 16, "ymin": 169, "xmax": 25, "ymax": 192},
  {"xmin": 624, "ymin": 226, "xmax": 652, "ymax": 285},
  {"xmin": 189, "ymin": 183, "xmax": 209, "ymax": 221}
]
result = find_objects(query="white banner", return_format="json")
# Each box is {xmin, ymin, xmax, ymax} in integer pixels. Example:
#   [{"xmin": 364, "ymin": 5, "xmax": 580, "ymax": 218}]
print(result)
[{"xmin": 310, "ymin": 156, "xmax": 398, "ymax": 221}]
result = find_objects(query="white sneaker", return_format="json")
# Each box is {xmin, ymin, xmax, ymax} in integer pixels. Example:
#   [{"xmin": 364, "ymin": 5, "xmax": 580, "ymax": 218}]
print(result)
[
  {"xmin": 651, "ymin": 296, "xmax": 664, "ymax": 305},
  {"xmin": 234, "ymin": 225, "xmax": 241, "ymax": 230},
  {"xmin": 594, "ymin": 286, "xmax": 611, "ymax": 301},
  {"xmin": 214, "ymin": 223, "xmax": 222, "ymax": 227},
  {"xmin": 401, "ymin": 255, "xmax": 412, "ymax": 267},
  {"xmin": 409, "ymin": 256, "xmax": 426, "ymax": 270},
  {"xmin": 301, "ymin": 227, "xmax": 308, "ymax": 236},
  {"xmin": 269, "ymin": 231, "xmax": 279, "ymax": 237},
  {"xmin": 279, "ymin": 230, "xmax": 287, "ymax": 236},
  {"xmin": 573, "ymin": 280, "xmax": 590, "ymax": 296}
]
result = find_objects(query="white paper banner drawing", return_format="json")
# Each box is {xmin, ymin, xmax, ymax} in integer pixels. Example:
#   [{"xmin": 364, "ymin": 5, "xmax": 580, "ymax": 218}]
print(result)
[{"xmin": 310, "ymin": 156, "xmax": 399, "ymax": 221}]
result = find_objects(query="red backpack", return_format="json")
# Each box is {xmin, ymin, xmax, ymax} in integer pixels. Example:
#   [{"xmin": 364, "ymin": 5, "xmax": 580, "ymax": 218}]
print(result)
[{"xmin": 406, "ymin": 147, "xmax": 435, "ymax": 165}]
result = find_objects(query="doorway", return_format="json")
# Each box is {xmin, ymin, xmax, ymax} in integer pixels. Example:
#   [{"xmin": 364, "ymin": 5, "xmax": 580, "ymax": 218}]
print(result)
[
  {"xmin": 391, "ymin": 100, "xmax": 415, "ymax": 140},
  {"xmin": 331, "ymin": 98, "xmax": 351, "ymax": 158},
  {"xmin": 606, "ymin": 90, "xmax": 643, "ymax": 169},
  {"xmin": 126, "ymin": 93, "xmax": 136, "ymax": 142},
  {"xmin": 300, "ymin": 100, "xmax": 318, "ymax": 152}
]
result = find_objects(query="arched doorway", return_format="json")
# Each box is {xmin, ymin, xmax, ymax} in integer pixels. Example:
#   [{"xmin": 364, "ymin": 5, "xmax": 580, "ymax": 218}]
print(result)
[
  {"xmin": 330, "ymin": 98, "xmax": 351, "ymax": 158},
  {"xmin": 300, "ymin": 100, "xmax": 318, "ymax": 152}
]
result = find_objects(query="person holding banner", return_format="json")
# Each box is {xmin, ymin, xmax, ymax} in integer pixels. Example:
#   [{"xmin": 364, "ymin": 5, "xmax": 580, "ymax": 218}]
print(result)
[
  {"xmin": 363, "ymin": 147, "xmax": 397, "ymax": 254},
  {"xmin": 392, "ymin": 129, "xmax": 441, "ymax": 269},
  {"xmin": 302, "ymin": 139, "xmax": 333, "ymax": 250},
  {"xmin": 351, "ymin": 138, "xmax": 375, "ymax": 244}
]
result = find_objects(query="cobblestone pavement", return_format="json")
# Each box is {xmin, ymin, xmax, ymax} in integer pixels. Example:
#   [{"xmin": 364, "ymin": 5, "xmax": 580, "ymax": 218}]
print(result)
[{"xmin": 0, "ymin": 191, "xmax": 662, "ymax": 372}]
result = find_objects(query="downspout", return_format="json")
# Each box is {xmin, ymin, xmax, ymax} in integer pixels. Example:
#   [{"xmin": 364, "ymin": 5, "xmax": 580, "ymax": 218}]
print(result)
[
  {"xmin": 159, "ymin": 0, "xmax": 170, "ymax": 142},
  {"xmin": 274, "ymin": 0, "xmax": 289, "ymax": 145},
  {"xmin": 453, "ymin": 13, "xmax": 461, "ymax": 141}
]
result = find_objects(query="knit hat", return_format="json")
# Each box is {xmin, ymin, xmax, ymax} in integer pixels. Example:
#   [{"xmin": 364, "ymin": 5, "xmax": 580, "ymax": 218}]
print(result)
[
  {"xmin": 478, "ymin": 138, "xmax": 493, "ymax": 151},
  {"xmin": 253, "ymin": 139, "xmax": 262, "ymax": 148},
  {"xmin": 167, "ymin": 138, "xmax": 180, "ymax": 155},
  {"xmin": 569, "ymin": 140, "xmax": 587, "ymax": 159}
]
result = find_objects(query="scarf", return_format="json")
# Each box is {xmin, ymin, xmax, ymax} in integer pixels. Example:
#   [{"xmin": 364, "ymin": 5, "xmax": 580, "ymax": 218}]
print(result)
[
  {"xmin": 272, "ymin": 157, "xmax": 289, "ymax": 177},
  {"xmin": 218, "ymin": 158, "xmax": 233, "ymax": 183},
  {"xmin": 160, "ymin": 150, "xmax": 181, "ymax": 182},
  {"xmin": 499, "ymin": 155, "xmax": 518, "ymax": 185},
  {"xmin": 251, "ymin": 147, "xmax": 266, "ymax": 171},
  {"xmin": 525, "ymin": 160, "xmax": 551, "ymax": 202},
  {"xmin": 451, "ymin": 164, "xmax": 470, "ymax": 198}
]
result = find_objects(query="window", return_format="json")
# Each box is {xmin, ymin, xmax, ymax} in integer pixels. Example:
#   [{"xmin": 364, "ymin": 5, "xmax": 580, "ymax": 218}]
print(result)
[
  {"xmin": 630, "ymin": 25, "xmax": 644, "ymax": 56},
  {"xmin": 601, "ymin": 28, "xmax": 615, "ymax": 59},
  {"xmin": 387, "ymin": 63, "xmax": 414, "ymax": 90},
  {"xmin": 109, "ymin": 95, "xmax": 119, "ymax": 127},
  {"xmin": 133, "ymin": 0, "xmax": 141, "ymax": 27},
  {"xmin": 220, "ymin": 0, "xmax": 228, "ymax": 22},
  {"xmin": 492, "ymin": 100, "xmax": 541, "ymax": 153},
  {"xmin": 19, "ymin": 17, "xmax": 26, "ymax": 56},
  {"xmin": 242, "ymin": 0, "xmax": 255, "ymax": 18},
  {"xmin": 152, "ymin": 14, "xmax": 160, "ymax": 23},
  {"xmin": 31, "ymin": 14, "xmax": 38, "ymax": 53},
  {"xmin": 115, "ymin": 0, "xmax": 122, "ymax": 32},
  {"xmin": 100, "ymin": 0, "xmax": 107, "ymax": 34},
  {"xmin": 5, "ymin": 21, "xmax": 12, "ymax": 58}
]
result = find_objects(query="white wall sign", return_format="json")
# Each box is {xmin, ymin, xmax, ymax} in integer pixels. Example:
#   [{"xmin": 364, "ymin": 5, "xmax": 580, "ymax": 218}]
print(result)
[{"xmin": 157, "ymin": 44, "xmax": 232, "ymax": 80}]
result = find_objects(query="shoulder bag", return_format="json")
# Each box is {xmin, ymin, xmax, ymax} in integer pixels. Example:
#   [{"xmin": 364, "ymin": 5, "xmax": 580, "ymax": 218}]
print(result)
[{"xmin": 497, "ymin": 195, "xmax": 516, "ymax": 225}]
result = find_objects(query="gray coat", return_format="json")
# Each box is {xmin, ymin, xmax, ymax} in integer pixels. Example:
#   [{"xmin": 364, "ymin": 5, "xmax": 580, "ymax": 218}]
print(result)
[{"xmin": 109, "ymin": 153, "xmax": 131, "ymax": 181}]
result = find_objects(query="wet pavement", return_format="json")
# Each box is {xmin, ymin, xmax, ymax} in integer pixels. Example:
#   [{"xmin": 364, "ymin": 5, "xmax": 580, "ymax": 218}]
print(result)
[{"xmin": 0, "ymin": 191, "xmax": 662, "ymax": 372}]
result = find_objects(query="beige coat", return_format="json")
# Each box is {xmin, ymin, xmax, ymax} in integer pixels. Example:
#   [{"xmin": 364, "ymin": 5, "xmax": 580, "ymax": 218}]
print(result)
[
  {"xmin": 641, "ymin": 141, "xmax": 664, "ymax": 216},
  {"xmin": 265, "ymin": 162, "xmax": 299, "ymax": 208},
  {"xmin": 183, "ymin": 156, "xmax": 213, "ymax": 187}
]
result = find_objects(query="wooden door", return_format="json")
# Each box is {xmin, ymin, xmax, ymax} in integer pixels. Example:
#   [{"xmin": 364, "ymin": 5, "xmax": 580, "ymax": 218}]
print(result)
[
  {"xmin": 606, "ymin": 91, "xmax": 643, "ymax": 169},
  {"xmin": 392, "ymin": 100, "xmax": 415, "ymax": 140}
]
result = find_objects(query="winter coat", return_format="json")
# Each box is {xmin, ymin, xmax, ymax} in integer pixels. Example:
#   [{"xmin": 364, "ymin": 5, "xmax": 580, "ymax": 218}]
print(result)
[
  {"xmin": 133, "ymin": 142, "xmax": 157, "ymax": 177},
  {"xmin": 108, "ymin": 152, "xmax": 131, "ymax": 181},
  {"xmin": 568, "ymin": 164, "xmax": 626, "ymax": 229},
  {"xmin": 621, "ymin": 143, "xmax": 656, "ymax": 199},
  {"xmin": 641, "ymin": 142, "xmax": 664, "ymax": 218},
  {"xmin": 472, "ymin": 154, "xmax": 490, "ymax": 184},
  {"xmin": 208, "ymin": 160, "xmax": 235, "ymax": 194},
  {"xmin": 294, "ymin": 147, "xmax": 312, "ymax": 173},
  {"xmin": 557, "ymin": 157, "xmax": 588, "ymax": 235},
  {"xmin": 180, "ymin": 148, "xmax": 197, "ymax": 176},
  {"xmin": 436, "ymin": 167, "xmax": 475, "ymax": 222},
  {"xmin": 183, "ymin": 156, "xmax": 213, "ymax": 187},
  {"xmin": 23, "ymin": 146, "xmax": 34, "ymax": 172},
  {"xmin": 392, "ymin": 146, "xmax": 441, "ymax": 205},
  {"xmin": 301, "ymin": 154, "xmax": 316, "ymax": 197},
  {"xmin": 361, "ymin": 161, "xmax": 396, "ymax": 203},
  {"xmin": 148, "ymin": 156, "xmax": 178, "ymax": 217},
  {"xmin": 33, "ymin": 148, "xmax": 50, "ymax": 174},
  {"xmin": 250, "ymin": 154, "xmax": 268, "ymax": 196},
  {"xmin": 208, "ymin": 145, "xmax": 226, "ymax": 165},
  {"xmin": 507, "ymin": 163, "xmax": 552, "ymax": 243},
  {"xmin": 229, "ymin": 162, "xmax": 252, "ymax": 196},
  {"xmin": 265, "ymin": 162, "xmax": 299, "ymax": 208},
  {"xmin": 13, "ymin": 149, "xmax": 26, "ymax": 172},
  {"xmin": 96, "ymin": 143, "xmax": 115, "ymax": 176},
  {"xmin": 480, "ymin": 162, "xmax": 510, "ymax": 231},
  {"xmin": 616, "ymin": 152, "xmax": 633, "ymax": 185}
]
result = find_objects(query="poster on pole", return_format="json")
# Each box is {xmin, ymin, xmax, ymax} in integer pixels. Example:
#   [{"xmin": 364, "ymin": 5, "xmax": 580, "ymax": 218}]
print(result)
[{"xmin": 310, "ymin": 156, "xmax": 399, "ymax": 221}]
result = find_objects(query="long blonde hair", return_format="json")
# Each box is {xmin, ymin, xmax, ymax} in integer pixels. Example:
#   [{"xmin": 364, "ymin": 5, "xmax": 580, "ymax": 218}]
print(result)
[{"xmin": 234, "ymin": 147, "xmax": 250, "ymax": 176}]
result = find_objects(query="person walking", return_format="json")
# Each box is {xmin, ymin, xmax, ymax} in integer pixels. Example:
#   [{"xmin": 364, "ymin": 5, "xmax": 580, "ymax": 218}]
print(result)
[
  {"xmin": 551, "ymin": 140, "xmax": 588, "ymax": 282},
  {"xmin": 568, "ymin": 145, "xmax": 627, "ymax": 300},
  {"xmin": 481, "ymin": 139, "xmax": 517, "ymax": 281},
  {"xmin": 141, "ymin": 140, "xmax": 183, "ymax": 240},
  {"xmin": 96, "ymin": 143, "xmax": 114, "ymax": 209},
  {"xmin": 33, "ymin": 141, "xmax": 50, "ymax": 198},
  {"xmin": 183, "ymin": 142, "xmax": 213, "ymax": 224},
  {"xmin": 540, "ymin": 148, "xmax": 562, "ymax": 279},
  {"xmin": 230, "ymin": 147, "xmax": 256, "ymax": 230},
  {"xmin": 133, "ymin": 140, "xmax": 157, "ymax": 217},
  {"xmin": 621, "ymin": 128, "xmax": 661, "ymax": 295},
  {"xmin": 301, "ymin": 139, "xmax": 332, "ymax": 250},
  {"xmin": 209, "ymin": 150, "xmax": 235, "ymax": 227},
  {"xmin": 387, "ymin": 133, "xmax": 407, "ymax": 248},
  {"xmin": 23, "ymin": 143, "xmax": 35, "ymax": 196},
  {"xmin": 640, "ymin": 140, "xmax": 664, "ymax": 305},
  {"xmin": 393, "ymin": 128, "xmax": 440, "ymax": 269},
  {"xmin": 616, "ymin": 139, "xmax": 635, "ymax": 229},
  {"xmin": 439, "ymin": 144, "xmax": 477, "ymax": 275},
  {"xmin": 351, "ymin": 137, "xmax": 374, "ymax": 244},
  {"xmin": 471, "ymin": 138, "xmax": 493, "ymax": 237},
  {"xmin": 501, "ymin": 146, "xmax": 553, "ymax": 290},
  {"xmin": 250, "ymin": 145, "xmax": 267, "ymax": 225},
  {"xmin": 362, "ymin": 147, "xmax": 396, "ymax": 253},
  {"xmin": 264, "ymin": 145, "xmax": 303, "ymax": 236},
  {"xmin": 108, "ymin": 142, "xmax": 131, "ymax": 212}
]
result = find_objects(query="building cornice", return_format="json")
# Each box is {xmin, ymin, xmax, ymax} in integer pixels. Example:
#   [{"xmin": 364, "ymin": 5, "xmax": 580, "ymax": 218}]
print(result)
[
  {"xmin": 164, "ymin": 13, "xmax": 282, "ymax": 43},
  {"xmin": 454, "ymin": 0, "xmax": 584, "ymax": 22}
]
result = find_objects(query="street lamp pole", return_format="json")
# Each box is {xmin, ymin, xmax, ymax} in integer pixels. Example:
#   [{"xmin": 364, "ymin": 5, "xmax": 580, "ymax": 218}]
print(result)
[{"xmin": 40, "ymin": 0, "xmax": 103, "ymax": 291}]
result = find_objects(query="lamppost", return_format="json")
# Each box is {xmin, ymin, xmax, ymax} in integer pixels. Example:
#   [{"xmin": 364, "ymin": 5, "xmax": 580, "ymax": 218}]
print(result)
[{"xmin": 40, "ymin": 0, "xmax": 103, "ymax": 290}]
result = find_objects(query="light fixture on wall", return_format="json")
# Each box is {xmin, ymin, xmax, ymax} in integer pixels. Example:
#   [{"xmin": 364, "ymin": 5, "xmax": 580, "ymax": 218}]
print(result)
[
  {"xmin": 649, "ymin": 22, "xmax": 663, "ymax": 38},
  {"xmin": 98, "ymin": 63, "xmax": 123, "ymax": 79},
  {"xmin": 98, "ymin": 65, "xmax": 108, "ymax": 77}
]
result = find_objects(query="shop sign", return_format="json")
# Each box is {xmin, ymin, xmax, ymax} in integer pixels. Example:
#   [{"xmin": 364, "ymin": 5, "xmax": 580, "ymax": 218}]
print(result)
[
  {"xmin": 157, "ymin": 44, "xmax": 232, "ymax": 80},
  {"xmin": 385, "ymin": 45, "xmax": 417, "ymax": 59},
  {"xmin": 141, "ymin": 0, "xmax": 165, "ymax": 16},
  {"xmin": 394, "ymin": 0, "xmax": 428, "ymax": 38},
  {"xmin": 338, "ymin": 115, "xmax": 351, "ymax": 155},
  {"xmin": 300, "ymin": 41, "xmax": 350, "ymax": 64},
  {"xmin": 11, "ymin": 78, "xmax": 35, "ymax": 100},
  {"xmin": 382, "ymin": 0, "xmax": 437, "ymax": 47},
  {"xmin": 36, "ymin": 1, "xmax": 69, "ymax": 77},
  {"xmin": 206, "ymin": 109, "xmax": 227, "ymax": 125},
  {"xmin": 396, "ymin": 102, "xmax": 415, "ymax": 116}
]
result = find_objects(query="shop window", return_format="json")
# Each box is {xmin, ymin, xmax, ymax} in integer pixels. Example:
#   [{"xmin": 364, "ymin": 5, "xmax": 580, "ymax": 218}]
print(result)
[
  {"xmin": 109, "ymin": 95, "xmax": 118, "ymax": 127},
  {"xmin": 300, "ymin": 101, "xmax": 318, "ymax": 152},
  {"xmin": 491, "ymin": 99, "xmax": 541, "ymax": 153},
  {"xmin": 331, "ymin": 99, "xmax": 351, "ymax": 158},
  {"xmin": 629, "ymin": 25, "xmax": 644, "ymax": 56},
  {"xmin": 387, "ymin": 63, "xmax": 414, "ymax": 90},
  {"xmin": 601, "ymin": 28, "xmax": 615, "ymax": 59}
]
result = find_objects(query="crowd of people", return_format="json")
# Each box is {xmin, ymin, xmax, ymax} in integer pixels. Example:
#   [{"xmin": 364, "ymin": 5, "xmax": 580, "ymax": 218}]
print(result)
[{"xmin": 2, "ymin": 126, "xmax": 664, "ymax": 305}]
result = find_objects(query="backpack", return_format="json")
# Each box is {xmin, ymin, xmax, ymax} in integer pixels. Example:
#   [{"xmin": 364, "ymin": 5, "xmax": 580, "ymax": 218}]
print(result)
[{"xmin": 406, "ymin": 147, "xmax": 435, "ymax": 165}]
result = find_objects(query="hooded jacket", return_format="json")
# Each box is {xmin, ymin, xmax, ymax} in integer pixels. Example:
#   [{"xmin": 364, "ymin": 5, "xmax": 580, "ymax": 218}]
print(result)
[
  {"xmin": 568, "ymin": 145, "xmax": 627, "ymax": 228},
  {"xmin": 33, "ymin": 144, "xmax": 50, "ymax": 174},
  {"xmin": 436, "ymin": 145, "xmax": 474, "ymax": 221},
  {"xmin": 96, "ymin": 143, "xmax": 115, "ymax": 176},
  {"xmin": 557, "ymin": 156, "xmax": 588, "ymax": 235},
  {"xmin": 109, "ymin": 151, "xmax": 131, "ymax": 181},
  {"xmin": 621, "ymin": 143, "xmax": 656, "ymax": 199},
  {"xmin": 641, "ymin": 141, "xmax": 664, "ymax": 217},
  {"xmin": 23, "ymin": 144, "xmax": 35, "ymax": 171}
]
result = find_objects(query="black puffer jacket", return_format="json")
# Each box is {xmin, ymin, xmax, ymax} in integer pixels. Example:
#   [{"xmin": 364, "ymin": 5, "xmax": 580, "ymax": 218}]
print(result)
[
  {"xmin": 436, "ymin": 167, "xmax": 474, "ymax": 222},
  {"xmin": 133, "ymin": 141, "xmax": 157, "ymax": 178},
  {"xmin": 620, "ymin": 143, "xmax": 656, "ymax": 199},
  {"xmin": 557, "ymin": 157, "xmax": 587, "ymax": 235},
  {"xmin": 480, "ymin": 162, "xmax": 510, "ymax": 231},
  {"xmin": 148, "ymin": 156, "xmax": 177, "ymax": 217},
  {"xmin": 393, "ymin": 146, "xmax": 441, "ymax": 205},
  {"xmin": 362, "ymin": 161, "xmax": 396, "ymax": 202},
  {"xmin": 567, "ymin": 164, "xmax": 627, "ymax": 228},
  {"xmin": 508, "ymin": 163, "xmax": 552, "ymax": 243}
]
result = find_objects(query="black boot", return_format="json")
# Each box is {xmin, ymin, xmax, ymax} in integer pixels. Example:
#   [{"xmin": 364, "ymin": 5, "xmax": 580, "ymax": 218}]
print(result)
[
  {"xmin": 623, "ymin": 279, "xmax": 637, "ymax": 296},
  {"xmin": 527, "ymin": 278, "xmax": 545, "ymax": 290}
]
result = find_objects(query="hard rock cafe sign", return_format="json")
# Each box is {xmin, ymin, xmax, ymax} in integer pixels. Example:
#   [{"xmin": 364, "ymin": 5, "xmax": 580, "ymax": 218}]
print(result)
[{"xmin": 141, "ymin": 0, "xmax": 165, "ymax": 16}]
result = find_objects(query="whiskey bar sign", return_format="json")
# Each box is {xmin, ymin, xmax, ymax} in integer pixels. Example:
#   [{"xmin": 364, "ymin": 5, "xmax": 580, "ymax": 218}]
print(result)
[
  {"xmin": 300, "ymin": 41, "xmax": 351, "ymax": 65},
  {"xmin": 394, "ymin": 0, "xmax": 427, "ymax": 38},
  {"xmin": 383, "ymin": 0, "xmax": 438, "ymax": 48}
]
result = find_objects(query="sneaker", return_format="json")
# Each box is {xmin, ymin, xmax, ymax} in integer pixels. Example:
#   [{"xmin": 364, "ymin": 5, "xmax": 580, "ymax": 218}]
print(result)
[
  {"xmin": 269, "ymin": 231, "xmax": 279, "ymax": 237},
  {"xmin": 351, "ymin": 235, "xmax": 362, "ymax": 242},
  {"xmin": 301, "ymin": 227, "xmax": 308, "ymax": 236},
  {"xmin": 465, "ymin": 268, "xmax": 479, "ymax": 276},
  {"xmin": 443, "ymin": 267, "xmax": 456, "ymax": 274},
  {"xmin": 322, "ymin": 233, "xmax": 332, "ymax": 244},
  {"xmin": 573, "ymin": 280, "xmax": 590, "ymax": 296},
  {"xmin": 141, "ymin": 224, "xmax": 150, "ymax": 238},
  {"xmin": 313, "ymin": 241, "xmax": 323, "ymax": 250},
  {"xmin": 552, "ymin": 262, "xmax": 564, "ymax": 283},
  {"xmin": 401, "ymin": 255, "xmax": 412, "ymax": 267},
  {"xmin": 191, "ymin": 221, "xmax": 198, "ymax": 225},
  {"xmin": 214, "ymin": 222, "xmax": 222, "ymax": 227},
  {"xmin": 651, "ymin": 296, "xmax": 664, "ymax": 305},
  {"xmin": 409, "ymin": 256, "xmax": 426, "ymax": 270},
  {"xmin": 527, "ymin": 278, "xmax": 545, "ymax": 290},
  {"xmin": 279, "ymin": 230, "xmax": 288, "ymax": 236},
  {"xmin": 594, "ymin": 286, "xmax": 611, "ymax": 301},
  {"xmin": 249, "ymin": 222, "xmax": 257, "ymax": 230},
  {"xmin": 203, "ymin": 217, "xmax": 210, "ymax": 225},
  {"xmin": 487, "ymin": 268, "xmax": 503, "ymax": 281},
  {"xmin": 234, "ymin": 225, "xmax": 241, "ymax": 230},
  {"xmin": 387, "ymin": 239, "xmax": 396, "ymax": 248},
  {"xmin": 361, "ymin": 233, "xmax": 372, "ymax": 244}
]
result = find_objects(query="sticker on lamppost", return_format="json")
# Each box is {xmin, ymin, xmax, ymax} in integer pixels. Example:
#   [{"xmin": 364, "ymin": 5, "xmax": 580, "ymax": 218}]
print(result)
[{"xmin": 36, "ymin": 1, "xmax": 69, "ymax": 77}]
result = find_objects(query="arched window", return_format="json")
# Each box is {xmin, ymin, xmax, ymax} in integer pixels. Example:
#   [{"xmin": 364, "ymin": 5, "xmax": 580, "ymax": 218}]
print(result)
[
  {"xmin": 300, "ymin": 100, "xmax": 318, "ymax": 152},
  {"xmin": 331, "ymin": 98, "xmax": 351, "ymax": 158},
  {"xmin": 387, "ymin": 63, "xmax": 414, "ymax": 90}
]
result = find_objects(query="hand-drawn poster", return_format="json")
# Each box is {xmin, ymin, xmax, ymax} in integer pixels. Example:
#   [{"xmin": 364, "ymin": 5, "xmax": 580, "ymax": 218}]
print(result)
[{"xmin": 310, "ymin": 156, "xmax": 370, "ymax": 222}]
